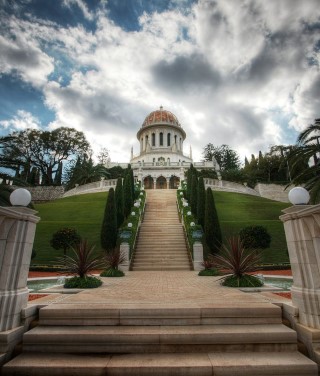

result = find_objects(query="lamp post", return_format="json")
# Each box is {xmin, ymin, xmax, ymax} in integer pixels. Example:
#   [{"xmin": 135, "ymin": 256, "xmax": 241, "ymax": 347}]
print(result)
[{"xmin": 0, "ymin": 188, "xmax": 40, "ymax": 363}]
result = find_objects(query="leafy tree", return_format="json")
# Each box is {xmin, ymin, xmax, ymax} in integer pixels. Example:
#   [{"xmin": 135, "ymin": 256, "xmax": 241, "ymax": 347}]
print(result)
[
  {"xmin": 64, "ymin": 156, "xmax": 109, "ymax": 190},
  {"xmin": 50, "ymin": 227, "xmax": 81, "ymax": 258},
  {"xmin": 0, "ymin": 127, "xmax": 90, "ymax": 185},
  {"xmin": 115, "ymin": 177, "xmax": 124, "ymax": 228},
  {"xmin": 100, "ymin": 188, "xmax": 118, "ymax": 252},
  {"xmin": 239, "ymin": 225, "xmax": 271, "ymax": 250},
  {"xmin": 204, "ymin": 187, "xmax": 222, "ymax": 254},
  {"xmin": 203, "ymin": 144, "xmax": 240, "ymax": 171},
  {"xmin": 288, "ymin": 118, "xmax": 320, "ymax": 203},
  {"xmin": 107, "ymin": 166, "xmax": 126, "ymax": 179},
  {"xmin": 97, "ymin": 147, "xmax": 110, "ymax": 165},
  {"xmin": 197, "ymin": 176, "xmax": 206, "ymax": 228}
]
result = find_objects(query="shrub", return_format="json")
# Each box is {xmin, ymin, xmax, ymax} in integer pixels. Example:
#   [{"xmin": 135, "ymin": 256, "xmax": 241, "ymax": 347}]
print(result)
[
  {"xmin": 204, "ymin": 187, "xmax": 222, "ymax": 254},
  {"xmin": 100, "ymin": 268, "xmax": 125, "ymax": 277},
  {"xmin": 222, "ymin": 274, "xmax": 263, "ymax": 287},
  {"xmin": 239, "ymin": 225, "xmax": 271, "ymax": 249},
  {"xmin": 100, "ymin": 188, "xmax": 117, "ymax": 252},
  {"xmin": 50, "ymin": 227, "xmax": 81, "ymax": 258},
  {"xmin": 64, "ymin": 275, "xmax": 102, "ymax": 288},
  {"xmin": 198, "ymin": 269, "xmax": 220, "ymax": 276},
  {"xmin": 212, "ymin": 236, "xmax": 262, "ymax": 287},
  {"xmin": 56, "ymin": 239, "xmax": 104, "ymax": 278},
  {"xmin": 102, "ymin": 248, "xmax": 126, "ymax": 271}
]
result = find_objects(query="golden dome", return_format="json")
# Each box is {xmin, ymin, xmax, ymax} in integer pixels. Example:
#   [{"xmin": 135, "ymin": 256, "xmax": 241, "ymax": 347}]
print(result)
[{"xmin": 142, "ymin": 106, "xmax": 181, "ymax": 128}]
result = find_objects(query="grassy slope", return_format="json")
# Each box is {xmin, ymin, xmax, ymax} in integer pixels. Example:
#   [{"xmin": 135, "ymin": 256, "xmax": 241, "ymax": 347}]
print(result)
[
  {"xmin": 32, "ymin": 190, "xmax": 289, "ymax": 266},
  {"xmin": 33, "ymin": 192, "xmax": 108, "ymax": 265},
  {"xmin": 213, "ymin": 191, "xmax": 289, "ymax": 264}
]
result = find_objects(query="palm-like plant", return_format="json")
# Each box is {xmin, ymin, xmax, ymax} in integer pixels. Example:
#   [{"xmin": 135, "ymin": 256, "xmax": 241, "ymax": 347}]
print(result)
[
  {"xmin": 212, "ymin": 236, "xmax": 261, "ymax": 278},
  {"xmin": 100, "ymin": 249, "xmax": 126, "ymax": 277},
  {"xmin": 56, "ymin": 239, "xmax": 103, "ymax": 278},
  {"xmin": 288, "ymin": 118, "xmax": 320, "ymax": 203}
]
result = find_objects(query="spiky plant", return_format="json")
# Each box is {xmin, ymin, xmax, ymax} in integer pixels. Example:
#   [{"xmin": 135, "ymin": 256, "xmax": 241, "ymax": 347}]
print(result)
[
  {"xmin": 213, "ymin": 236, "xmax": 261, "ymax": 279},
  {"xmin": 100, "ymin": 249, "xmax": 126, "ymax": 277},
  {"xmin": 56, "ymin": 239, "xmax": 103, "ymax": 278}
]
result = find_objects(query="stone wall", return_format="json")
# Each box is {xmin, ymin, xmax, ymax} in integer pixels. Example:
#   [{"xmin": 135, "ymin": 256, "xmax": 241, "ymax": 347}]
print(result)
[
  {"xmin": 20, "ymin": 186, "xmax": 65, "ymax": 203},
  {"xmin": 255, "ymin": 183, "xmax": 293, "ymax": 203}
]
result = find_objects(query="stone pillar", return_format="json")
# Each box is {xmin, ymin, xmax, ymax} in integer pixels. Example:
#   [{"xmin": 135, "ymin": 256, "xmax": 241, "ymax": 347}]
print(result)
[
  {"xmin": 280, "ymin": 204, "xmax": 320, "ymax": 329},
  {"xmin": 166, "ymin": 178, "xmax": 170, "ymax": 189},
  {"xmin": 153, "ymin": 178, "xmax": 157, "ymax": 190},
  {"xmin": 119, "ymin": 242, "xmax": 130, "ymax": 272},
  {"xmin": 193, "ymin": 242, "xmax": 204, "ymax": 271},
  {"xmin": 0, "ymin": 205, "xmax": 40, "ymax": 365}
]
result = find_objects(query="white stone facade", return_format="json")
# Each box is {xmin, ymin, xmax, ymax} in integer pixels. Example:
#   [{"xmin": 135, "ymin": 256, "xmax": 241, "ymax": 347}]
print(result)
[{"xmin": 109, "ymin": 106, "xmax": 218, "ymax": 188}]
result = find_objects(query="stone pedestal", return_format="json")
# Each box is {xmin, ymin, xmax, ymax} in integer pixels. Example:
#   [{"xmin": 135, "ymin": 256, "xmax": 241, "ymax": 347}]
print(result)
[
  {"xmin": 193, "ymin": 242, "xmax": 204, "ymax": 271},
  {"xmin": 119, "ymin": 242, "xmax": 130, "ymax": 271},
  {"xmin": 280, "ymin": 204, "xmax": 320, "ymax": 329},
  {"xmin": 0, "ymin": 205, "xmax": 40, "ymax": 364}
]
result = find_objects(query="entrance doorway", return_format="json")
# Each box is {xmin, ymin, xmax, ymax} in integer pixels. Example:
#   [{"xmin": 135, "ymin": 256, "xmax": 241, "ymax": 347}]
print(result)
[
  {"xmin": 143, "ymin": 176, "xmax": 154, "ymax": 189},
  {"xmin": 156, "ymin": 176, "xmax": 167, "ymax": 189},
  {"xmin": 169, "ymin": 176, "xmax": 180, "ymax": 189}
]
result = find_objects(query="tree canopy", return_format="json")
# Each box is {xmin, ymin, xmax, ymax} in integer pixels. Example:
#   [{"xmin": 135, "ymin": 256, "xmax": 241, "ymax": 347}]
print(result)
[
  {"xmin": 0, "ymin": 127, "xmax": 90, "ymax": 185},
  {"xmin": 203, "ymin": 144, "xmax": 240, "ymax": 171}
]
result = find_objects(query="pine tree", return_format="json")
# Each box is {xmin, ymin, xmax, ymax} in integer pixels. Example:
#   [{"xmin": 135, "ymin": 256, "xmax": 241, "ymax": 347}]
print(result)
[
  {"xmin": 190, "ymin": 174, "xmax": 198, "ymax": 216},
  {"xmin": 115, "ymin": 177, "xmax": 124, "ymax": 228},
  {"xmin": 204, "ymin": 187, "xmax": 222, "ymax": 254},
  {"xmin": 123, "ymin": 173, "xmax": 133, "ymax": 218},
  {"xmin": 197, "ymin": 176, "xmax": 205, "ymax": 228},
  {"xmin": 100, "ymin": 188, "xmax": 118, "ymax": 252}
]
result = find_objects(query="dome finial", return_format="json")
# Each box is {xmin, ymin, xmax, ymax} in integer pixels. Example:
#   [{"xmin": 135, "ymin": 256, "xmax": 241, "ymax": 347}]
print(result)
[{"xmin": 160, "ymin": 105, "xmax": 163, "ymax": 111}]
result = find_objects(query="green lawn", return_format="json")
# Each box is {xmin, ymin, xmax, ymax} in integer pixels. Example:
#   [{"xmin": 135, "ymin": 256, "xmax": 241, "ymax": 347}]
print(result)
[
  {"xmin": 32, "ymin": 190, "xmax": 290, "ymax": 267},
  {"xmin": 212, "ymin": 191, "xmax": 289, "ymax": 264},
  {"xmin": 33, "ymin": 192, "xmax": 108, "ymax": 265}
]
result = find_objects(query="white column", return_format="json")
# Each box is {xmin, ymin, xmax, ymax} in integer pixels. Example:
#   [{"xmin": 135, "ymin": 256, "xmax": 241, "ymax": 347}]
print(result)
[
  {"xmin": 280, "ymin": 204, "xmax": 320, "ymax": 329},
  {"xmin": 0, "ymin": 206, "xmax": 40, "ymax": 332}
]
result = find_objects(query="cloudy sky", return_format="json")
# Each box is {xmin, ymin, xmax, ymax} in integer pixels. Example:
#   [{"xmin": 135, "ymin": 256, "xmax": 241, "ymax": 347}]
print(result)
[{"xmin": 0, "ymin": 0, "xmax": 319, "ymax": 164}]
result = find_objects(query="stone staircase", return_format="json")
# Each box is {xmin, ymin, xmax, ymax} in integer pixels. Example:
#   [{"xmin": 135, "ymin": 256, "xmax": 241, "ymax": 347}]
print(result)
[
  {"xmin": 131, "ymin": 190, "xmax": 192, "ymax": 271},
  {"xmin": 2, "ymin": 301, "xmax": 317, "ymax": 375}
]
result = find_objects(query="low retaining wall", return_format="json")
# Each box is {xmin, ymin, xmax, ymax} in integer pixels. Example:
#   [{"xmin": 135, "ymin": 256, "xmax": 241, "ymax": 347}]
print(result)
[{"xmin": 20, "ymin": 186, "xmax": 64, "ymax": 203}]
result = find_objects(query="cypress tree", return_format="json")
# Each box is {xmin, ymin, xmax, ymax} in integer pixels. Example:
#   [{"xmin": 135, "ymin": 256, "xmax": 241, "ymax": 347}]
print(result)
[
  {"xmin": 197, "ymin": 176, "xmax": 205, "ymax": 228},
  {"xmin": 101, "ymin": 188, "xmax": 118, "ymax": 252},
  {"xmin": 123, "ymin": 173, "xmax": 133, "ymax": 218},
  {"xmin": 190, "ymin": 174, "xmax": 198, "ymax": 216},
  {"xmin": 204, "ymin": 187, "xmax": 222, "ymax": 254},
  {"xmin": 115, "ymin": 177, "xmax": 124, "ymax": 228},
  {"xmin": 186, "ymin": 163, "xmax": 194, "ymax": 201}
]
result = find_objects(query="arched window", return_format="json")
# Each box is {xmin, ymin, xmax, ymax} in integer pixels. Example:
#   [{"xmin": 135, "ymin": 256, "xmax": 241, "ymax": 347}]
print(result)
[
  {"xmin": 152, "ymin": 133, "xmax": 155, "ymax": 146},
  {"xmin": 180, "ymin": 138, "xmax": 182, "ymax": 150},
  {"xmin": 174, "ymin": 135, "xmax": 177, "ymax": 144},
  {"xmin": 167, "ymin": 133, "xmax": 171, "ymax": 146},
  {"xmin": 160, "ymin": 132, "xmax": 163, "ymax": 146}
]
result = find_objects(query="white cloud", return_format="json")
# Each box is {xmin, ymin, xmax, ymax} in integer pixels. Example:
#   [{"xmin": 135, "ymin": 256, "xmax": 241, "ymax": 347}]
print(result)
[
  {"xmin": 1, "ymin": 0, "xmax": 319, "ymax": 164},
  {"xmin": 0, "ymin": 33, "xmax": 54, "ymax": 87},
  {"xmin": 62, "ymin": 0, "xmax": 95, "ymax": 21},
  {"xmin": 0, "ymin": 110, "xmax": 41, "ymax": 130}
]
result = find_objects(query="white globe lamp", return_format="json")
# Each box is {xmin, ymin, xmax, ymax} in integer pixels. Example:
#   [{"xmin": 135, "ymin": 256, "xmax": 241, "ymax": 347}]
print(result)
[
  {"xmin": 10, "ymin": 188, "xmax": 32, "ymax": 207},
  {"xmin": 288, "ymin": 187, "xmax": 310, "ymax": 205}
]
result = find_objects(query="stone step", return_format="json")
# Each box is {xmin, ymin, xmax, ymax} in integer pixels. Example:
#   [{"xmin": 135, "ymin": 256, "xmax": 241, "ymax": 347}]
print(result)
[
  {"xmin": 133, "ymin": 256, "xmax": 189, "ymax": 261},
  {"xmin": 38, "ymin": 303, "xmax": 282, "ymax": 326},
  {"xmin": 135, "ymin": 244, "xmax": 187, "ymax": 249},
  {"xmin": 21, "ymin": 324, "xmax": 298, "ymax": 354},
  {"xmin": 3, "ymin": 352, "xmax": 317, "ymax": 376},
  {"xmin": 132, "ymin": 266, "xmax": 191, "ymax": 271}
]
